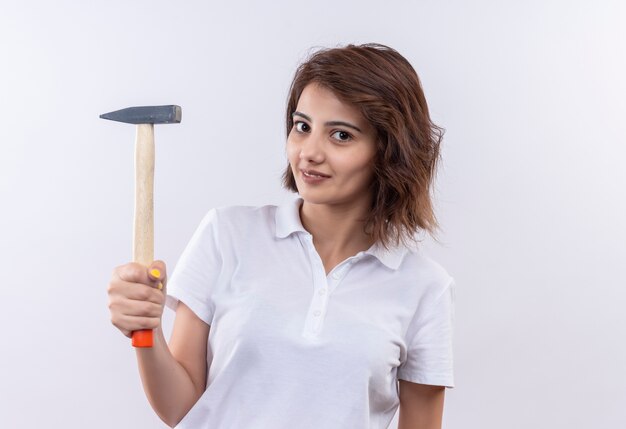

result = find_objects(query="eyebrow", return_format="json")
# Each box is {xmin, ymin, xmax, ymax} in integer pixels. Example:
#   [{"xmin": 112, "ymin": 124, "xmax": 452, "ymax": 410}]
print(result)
[{"xmin": 292, "ymin": 111, "xmax": 362, "ymax": 133}]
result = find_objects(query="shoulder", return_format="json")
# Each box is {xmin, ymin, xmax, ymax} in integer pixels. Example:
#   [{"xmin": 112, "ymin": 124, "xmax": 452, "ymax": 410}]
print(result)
[
  {"xmin": 198, "ymin": 203, "xmax": 279, "ymax": 240},
  {"xmin": 401, "ymin": 247, "xmax": 455, "ymax": 299},
  {"xmin": 198, "ymin": 203, "xmax": 277, "ymax": 227},
  {"xmin": 214, "ymin": 203, "xmax": 276, "ymax": 220}
]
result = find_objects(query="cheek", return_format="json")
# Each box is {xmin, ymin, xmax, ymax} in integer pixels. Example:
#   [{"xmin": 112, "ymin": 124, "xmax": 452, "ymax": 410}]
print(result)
[
  {"xmin": 340, "ymin": 152, "xmax": 375, "ymax": 177},
  {"xmin": 286, "ymin": 136, "xmax": 298, "ymax": 162}
]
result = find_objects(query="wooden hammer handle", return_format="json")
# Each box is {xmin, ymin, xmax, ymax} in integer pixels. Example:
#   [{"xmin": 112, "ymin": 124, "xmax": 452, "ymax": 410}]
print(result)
[{"xmin": 132, "ymin": 123, "xmax": 155, "ymax": 347}]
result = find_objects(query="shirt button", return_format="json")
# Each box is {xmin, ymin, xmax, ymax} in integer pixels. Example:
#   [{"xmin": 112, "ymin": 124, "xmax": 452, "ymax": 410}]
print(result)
[
  {"xmin": 318, "ymin": 288, "xmax": 327, "ymax": 295},
  {"xmin": 313, "ymin": 310, "xmax": 321, "ymax": 317},
  {"xmin": 331, "ymin": 272, "xmax": 340, "ymax": 280}
]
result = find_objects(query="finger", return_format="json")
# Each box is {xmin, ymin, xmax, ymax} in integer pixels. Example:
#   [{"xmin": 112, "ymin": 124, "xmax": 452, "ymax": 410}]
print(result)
[
  {"xmin": 110, "ymin": 298, "xmax": 164, "ymax": 318},
  {"xmin": 147, "ymin": 260, "xmax": 167, "ymax": 291},
  {"xmin": 112, "ymin": 314, "xmax": 161, "ymax": 331},
  {"xmin": 109, "ymin": 281, "xmax": 164, "ymax": 305},
  {"xmin": 115, "ymin": 262, "xmax": 155, "ymax": 286}
]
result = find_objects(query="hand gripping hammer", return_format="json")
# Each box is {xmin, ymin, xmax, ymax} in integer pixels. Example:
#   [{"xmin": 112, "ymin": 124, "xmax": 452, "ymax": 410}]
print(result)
[{"xmin": 100, "ymin": 105, "xmax": 182, "ymax": 347}]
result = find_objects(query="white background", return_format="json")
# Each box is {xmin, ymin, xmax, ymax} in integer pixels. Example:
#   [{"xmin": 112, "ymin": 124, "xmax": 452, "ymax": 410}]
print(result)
[{"xmin": 1, "ymin": 1, "xmax": 624, "ymax": 428}]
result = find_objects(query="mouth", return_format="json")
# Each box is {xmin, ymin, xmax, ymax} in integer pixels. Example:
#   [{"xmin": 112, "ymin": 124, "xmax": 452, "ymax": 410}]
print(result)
[{"xmin": 301, "ymin": 169, "xmax": 331, "ymax": 179}]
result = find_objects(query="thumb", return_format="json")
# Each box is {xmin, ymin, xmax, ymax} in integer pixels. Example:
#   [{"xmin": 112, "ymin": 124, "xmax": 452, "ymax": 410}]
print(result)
[{"xmin": 147, "ymin": 260, "xmax": 168, "ymax": 292}]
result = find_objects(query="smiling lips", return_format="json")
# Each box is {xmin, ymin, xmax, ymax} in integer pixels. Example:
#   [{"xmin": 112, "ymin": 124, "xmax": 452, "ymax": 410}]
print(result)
[
  {"xmin": 300, "ymin": 169, "xmax": 331, "ymax": 185},
  {"xmin": 301, "ymin": 169, "xmax": 331, "ymax": 178}
]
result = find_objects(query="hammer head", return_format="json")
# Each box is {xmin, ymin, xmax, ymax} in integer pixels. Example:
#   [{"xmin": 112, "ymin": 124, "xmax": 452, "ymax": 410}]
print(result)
[{"xmin": 100, "ymin": 105, "xmax": 182, "ymax": 125}]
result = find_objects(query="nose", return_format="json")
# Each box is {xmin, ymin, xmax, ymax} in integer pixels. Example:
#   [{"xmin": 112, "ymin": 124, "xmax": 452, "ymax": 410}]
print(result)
[{"xmin": 299, "ymin": 132, "xmax": 325, "ymax": 164}]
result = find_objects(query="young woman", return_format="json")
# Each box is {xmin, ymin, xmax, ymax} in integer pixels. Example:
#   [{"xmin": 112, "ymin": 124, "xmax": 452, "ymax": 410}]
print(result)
[{"xmin": 108, "ymin": 43, "xmax": 456, "ymax": 429}]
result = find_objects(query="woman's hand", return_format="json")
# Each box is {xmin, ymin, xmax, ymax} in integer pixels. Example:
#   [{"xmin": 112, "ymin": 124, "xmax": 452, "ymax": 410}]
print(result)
[{"xmin": 107, "ymin": 261, "xmax": 168, "ymax": 338}]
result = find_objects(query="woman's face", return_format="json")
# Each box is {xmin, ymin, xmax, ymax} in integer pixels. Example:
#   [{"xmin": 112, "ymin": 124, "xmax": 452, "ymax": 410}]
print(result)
[{"xmin": 286, "ymin": 83, "xmax": 378, "ymax": 209}]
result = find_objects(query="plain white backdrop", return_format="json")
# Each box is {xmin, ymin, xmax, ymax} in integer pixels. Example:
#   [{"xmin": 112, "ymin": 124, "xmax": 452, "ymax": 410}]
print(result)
[{"xmin": 1, "ymin": 1, "xmax": 624, "ymax": 428}]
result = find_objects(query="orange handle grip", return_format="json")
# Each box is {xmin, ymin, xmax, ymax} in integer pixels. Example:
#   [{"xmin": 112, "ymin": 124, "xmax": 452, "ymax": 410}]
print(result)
[{"xmin": 132, "ymin": 329, "xmax": 153, "ymax": 347}]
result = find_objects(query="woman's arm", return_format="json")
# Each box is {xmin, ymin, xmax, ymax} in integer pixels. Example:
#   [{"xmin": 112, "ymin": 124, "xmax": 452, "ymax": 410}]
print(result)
[
  {"xmin": 136, "ymin": 302, "xmax": 210, "ymax": 427},
  {"xmin": 397, "ymin": 380, "xmax": 446, "ymax": 429}
]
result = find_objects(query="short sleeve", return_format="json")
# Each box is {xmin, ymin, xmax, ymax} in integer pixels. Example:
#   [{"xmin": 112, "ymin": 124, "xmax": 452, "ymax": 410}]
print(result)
[
  {"xmin": 397, "ymin": 277, "xmax": 456, "ymax": 388},
  {"xmin": 165, "ymin": 209, "xmax": 222, "ymax": 325}
]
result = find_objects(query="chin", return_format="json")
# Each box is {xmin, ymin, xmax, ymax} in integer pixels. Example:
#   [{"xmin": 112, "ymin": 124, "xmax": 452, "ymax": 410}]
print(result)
[
  {"xmin": 296, "ymin": 189, "xmax": 323, "ymax": 204},
  {"xmin": 295, "ymin": 187, "xmax": 329, "ymax": 204},
  {"xmin": 297, "ymin": 189, "xmax": 351, "ymax": 207}
]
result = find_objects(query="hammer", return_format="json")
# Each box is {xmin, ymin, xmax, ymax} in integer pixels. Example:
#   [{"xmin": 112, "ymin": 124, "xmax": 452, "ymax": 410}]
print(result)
[{"xmin": 100, "ymin": 105, "xmax": 182, "ymax": 347}]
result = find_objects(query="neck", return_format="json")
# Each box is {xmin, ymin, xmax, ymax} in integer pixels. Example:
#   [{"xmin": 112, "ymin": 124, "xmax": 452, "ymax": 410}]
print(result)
[{"xmin": 299, "ymin": 197, "xmax": 375, "ymax": 258}]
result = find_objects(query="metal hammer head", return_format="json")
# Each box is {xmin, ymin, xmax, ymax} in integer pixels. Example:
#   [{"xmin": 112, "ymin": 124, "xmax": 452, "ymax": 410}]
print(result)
[{"xmin": 100, "ymin": 105, "xmax": 182, "ymax": 124}]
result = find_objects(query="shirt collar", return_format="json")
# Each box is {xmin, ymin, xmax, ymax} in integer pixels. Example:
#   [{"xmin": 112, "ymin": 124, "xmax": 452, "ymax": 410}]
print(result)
[
  {"xmin": 275, "ymin": 197, "xmax": 307, "ymax": 238},
  {"xmin": 275, "ymin": 197, "xmax": 409, "ymax": 270},
  {"xmin": 365, "ymin": 240, "xmax": 409, "ymax": 270}
]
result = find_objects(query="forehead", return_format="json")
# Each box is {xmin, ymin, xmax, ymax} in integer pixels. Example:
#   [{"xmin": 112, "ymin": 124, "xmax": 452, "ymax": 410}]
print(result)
[{"xmin": 296, "ymin": 83, "xmax": 365, "ymax": 122}]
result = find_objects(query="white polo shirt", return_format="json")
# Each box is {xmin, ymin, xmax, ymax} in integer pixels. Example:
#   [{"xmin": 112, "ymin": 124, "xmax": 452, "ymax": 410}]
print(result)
[{"xmin": 165, "ymin": 197, "xmax": 455, "ymax": 429}]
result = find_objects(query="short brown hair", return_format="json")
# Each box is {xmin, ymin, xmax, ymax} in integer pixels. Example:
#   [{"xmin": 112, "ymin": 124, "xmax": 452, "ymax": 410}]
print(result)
[{"xmin": 282, "ymin": 43, "xmax": 445, "ymax": 249}]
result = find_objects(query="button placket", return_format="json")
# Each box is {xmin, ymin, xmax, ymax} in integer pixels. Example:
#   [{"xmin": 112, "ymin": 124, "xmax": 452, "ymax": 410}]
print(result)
[
  {"xmin": 326, "ymin": 259, "xmax": 355, "ymax": 294},
  {"xmin": 298, "ymin": 233, "xmax": 330, "ymax": 338}
]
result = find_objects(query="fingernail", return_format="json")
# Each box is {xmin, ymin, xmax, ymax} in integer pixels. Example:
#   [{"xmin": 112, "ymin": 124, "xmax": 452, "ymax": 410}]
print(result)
[
  {"xmin": 150, "ymin": 268, "xmax": 161, "ymax": 279},
  {"xmin": 157, "ymin": 282, "xmax": 163, "ymax": 290}
]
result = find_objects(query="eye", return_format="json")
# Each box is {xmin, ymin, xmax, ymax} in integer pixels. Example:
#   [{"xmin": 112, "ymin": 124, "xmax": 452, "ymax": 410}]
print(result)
[
  {"xmin": 294, "ymin": 121, "xmax": 310, "ymax": 133},
  {"xmin": 331, "ymin": 130, "xmax": 352, "ymax": 142}
]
